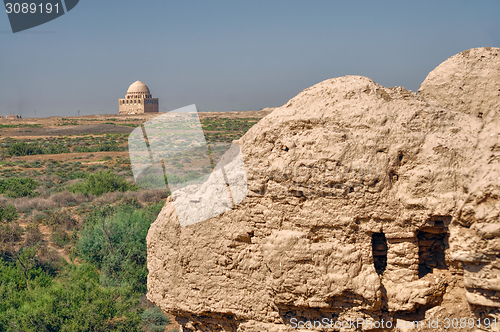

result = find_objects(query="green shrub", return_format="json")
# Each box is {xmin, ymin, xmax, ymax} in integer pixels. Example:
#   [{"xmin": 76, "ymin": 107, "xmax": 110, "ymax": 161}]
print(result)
[
  {"xmin": 0, "ymin": 262, "xmax": 141, "ymax": 331},
  {"xmin": 0, "ymin": 205, "xmax": 18, "ymax": 222},
  {"xmin": 67, "ymin": 170, "xmax": 87, "ymax": 180},
  {"xmin": 6, "ymin": 141, "xmax": 43, "ymax": 156},
  {"xmin": 50, "ymin": 229, "xmax": 71, "ymax": 248},
  {"xmin": 0, "ymin": 177, "xmax": 39, "ymax": 198},
  {"xmin": 44, "ymin": 144, "xmax": 70, "ymax": 154},
  {"xmin": 142, "ymin": 306, "xmax": 170, "ymax": 332},
  {"xmin": 75, "ymin": 203, "xmax": 163, "ymax": 293},
  {"xmin": 68, "ymin": 170, "xmax": 137, "ymax": 196},
  {"xmin": 4, "ymin": 141, "xmax": 70, "ymax": 156},
  {"xmin": 73, "ymin": 143, "xmax": 124, "ymax": 153}
]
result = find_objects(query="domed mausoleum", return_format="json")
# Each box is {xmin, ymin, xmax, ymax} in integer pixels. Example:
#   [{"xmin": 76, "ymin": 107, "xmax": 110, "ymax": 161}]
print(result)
[{"xmin": 119, "ymin": 81, "xmax": 159, "ymax": 114}]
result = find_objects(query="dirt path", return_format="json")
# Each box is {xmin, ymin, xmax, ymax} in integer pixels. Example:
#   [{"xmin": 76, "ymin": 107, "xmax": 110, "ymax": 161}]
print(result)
[{"xmin": 13, "ymin": 151, "xmax": 130, "ymax": 162}]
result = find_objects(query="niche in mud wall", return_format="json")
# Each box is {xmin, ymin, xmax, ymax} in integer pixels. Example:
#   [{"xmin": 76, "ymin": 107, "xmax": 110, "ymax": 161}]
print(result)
[
  {"xmin": 417, "ymin": 222, "xmax": 449, "ymax": 278},
  {"xmin": 372, "ymin": 232, "xmax": 388, "ymax": 275}
]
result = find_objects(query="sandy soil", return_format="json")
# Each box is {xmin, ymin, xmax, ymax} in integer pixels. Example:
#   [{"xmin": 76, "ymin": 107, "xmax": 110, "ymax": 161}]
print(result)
[{"xmin": 12, "ymin": 151, "xmax": 130, "ymax": 162}]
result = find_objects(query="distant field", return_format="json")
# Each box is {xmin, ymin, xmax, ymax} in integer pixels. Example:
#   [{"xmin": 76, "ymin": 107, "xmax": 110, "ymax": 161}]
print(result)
[{"xmin": 0, "ymin": 110, "xmax": 270, "ymax": 331}]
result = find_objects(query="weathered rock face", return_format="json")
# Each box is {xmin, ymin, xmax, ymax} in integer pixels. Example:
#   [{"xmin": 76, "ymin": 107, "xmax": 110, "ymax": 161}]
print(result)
[{"xmin": 147, "ymin": 48, "xmax": 500, "ymax": 331}]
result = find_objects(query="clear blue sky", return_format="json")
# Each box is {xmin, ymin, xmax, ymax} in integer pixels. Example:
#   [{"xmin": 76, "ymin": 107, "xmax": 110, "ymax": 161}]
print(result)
[{"xmin": 1, "ymin": 1, "xmax": 499, "ymax": 117}]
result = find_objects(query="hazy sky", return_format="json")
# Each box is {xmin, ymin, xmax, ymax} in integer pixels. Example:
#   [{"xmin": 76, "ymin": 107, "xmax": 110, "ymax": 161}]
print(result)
[{"xmin": 0, "ymin": 1, "xmax": 499, "ymax": 117}]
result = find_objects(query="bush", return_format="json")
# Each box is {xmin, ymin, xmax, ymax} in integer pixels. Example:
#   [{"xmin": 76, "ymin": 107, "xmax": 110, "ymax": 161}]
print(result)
[
  {"xmin": 44, "ymin": 144, "xmax": 70, "ymax": 154},
  {"xmin": 13, "ymin": 196, "xmax": 55, "ymax": 213},
  {"xmin": 50, "ymin": 191, "xmax": 91, "ymax": 208},
  {"xmin": 119, "ymin": 196, "xmax": 142, "ymax": 209},
  {"xmin": 67, "ymin": 171, "xmax": 87, "ymax": 180},
  {"xmin": 0, "ymin": 204, "xmax": 18, "ymax": 222},
  {"xmin": 23, "ymin": 223, "xmax": 43, "ymax": 247},
  {"xmin": 0, "ymin": 262, "xmax": 142, "ymax": 331},
  {"xmin": 0, "ymin": 178, "xmax": 39, "ymax": 198},
  {"xmin": 44, "ymin": 210, "xmax": 78, "ymax": 231},
  {"xmin": 73, "ymin": 143, "xmax": 124, "ymax": 153},
  {"xmin": 6, "ymin": 141, "xmax": 43, "ymax": 156},
  {"xmin": 36, "ymin": 245, "xmax": 64, "ymax": 275},
  {"xmin": 137, "ymin": 190, "xmax": 169, "ymax": 203},
  {"xmin": 0, "ymin": 222, "xmax": 23, "ymax": 258},
  {"xmin": 95, "ymin": 191, "xmax": 124, "ymax": 205},
  {"xmin": 50, "ymin": 229, "xmax": 71, "ymax": 248},
  {"xmin": 142, "ymin": 306, "xmax": 170, "ymax": 332},
  {"xmin": 33, "ymin": 212, "xmax": 47, "ymax": 223},
  {"xmin": 75, "ymin": 203, "xmax": 163, "ymax": 293},
  {"xmin": 4, "ymin": 141, "xmax": 69, "ymax": 156},
  {"xmin": 68, "ymin": 170, "xmax": 138, "ymax": 196}
]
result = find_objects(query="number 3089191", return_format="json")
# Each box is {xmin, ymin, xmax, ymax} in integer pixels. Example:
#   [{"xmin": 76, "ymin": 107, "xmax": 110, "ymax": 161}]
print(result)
[{"xmin": 5, "ymin": 3, "xmax": 59, "ymax": 14}]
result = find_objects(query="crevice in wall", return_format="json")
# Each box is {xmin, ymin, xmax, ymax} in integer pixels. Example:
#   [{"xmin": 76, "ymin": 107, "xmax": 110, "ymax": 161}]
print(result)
[
  {"xmin": 417, "ymin": 226, "xmax": 449, "ymax": 278},
  {"xmin": 372, "ymin": 232, "xmax": 388, "ymax": 275}
]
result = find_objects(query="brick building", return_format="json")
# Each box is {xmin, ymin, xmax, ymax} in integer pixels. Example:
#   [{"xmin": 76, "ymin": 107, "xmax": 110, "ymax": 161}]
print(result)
[{"xmin": 119, "ymin": 81, "xmax": 159, "ymax": 114}]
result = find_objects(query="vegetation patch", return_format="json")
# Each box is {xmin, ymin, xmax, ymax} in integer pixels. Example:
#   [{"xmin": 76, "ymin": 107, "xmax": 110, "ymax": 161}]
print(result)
[
  {"xmin": 5, "ymin": 141, "xmax": 70, "ymax": 156},
  {"xmin": 68, "ymin": 170, "xmax": 137, "ymax": 196},
  {"xmin": 0, "ymin": 124, "xmax": 42, "ymax": 129},
  {"xmin": 0, "ymin": 205, "xmax": 18, "ymax": 222},
  {"xmin": 76, "ymin": 203, "xmax": 163, "ymax": 293},
  {"xmin": 0, "ymin": 113, "xmax": 262, "ymax": 331},
  {"xmin": 0, "ymin": 178, "xmax": 39, "ymax": 198}
]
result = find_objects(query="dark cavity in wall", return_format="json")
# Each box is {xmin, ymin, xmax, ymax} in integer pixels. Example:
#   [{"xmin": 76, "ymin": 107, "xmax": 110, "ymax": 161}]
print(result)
[
  {"xmin": 417, "ymin": 224, "xmax": 449, "ymax": 278},
  {"xmin": 372, "ymin": 232, "xmax": 388, "ymax": 275}
]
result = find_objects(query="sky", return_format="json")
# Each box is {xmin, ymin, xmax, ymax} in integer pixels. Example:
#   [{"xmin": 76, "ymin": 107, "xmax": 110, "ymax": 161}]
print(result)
[{"xmin": 0, "ymin": 0, "xmax": 499, "ymax": 117}]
